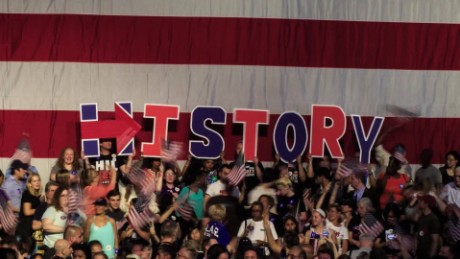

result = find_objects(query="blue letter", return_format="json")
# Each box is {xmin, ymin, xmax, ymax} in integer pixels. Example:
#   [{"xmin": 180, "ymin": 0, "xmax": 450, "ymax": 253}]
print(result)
[
  {"xmin": 190, "ymin": 106, "xmax": 226, "ymax": 159},
  {"xmin": 273, "ymin": 112, "xmax": 308, "ymax": 163},
  {"xmin": 351, "ymin": 115, "xmax": 385, "ymax": 164}
]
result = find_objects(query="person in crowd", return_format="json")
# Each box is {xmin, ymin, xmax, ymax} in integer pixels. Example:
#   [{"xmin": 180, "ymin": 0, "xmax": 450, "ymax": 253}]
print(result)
[
  {"xmin": 206, "ymin": 244, "xmax": 230, "ymax": 259},
  {"xmin": 325, "ymin": 204, "xmax": 348, "ymax": 255},
  {"xmin": 82, "ymin": 165, "xmax": 117, "ymax": 217},
  {"xmin": 155, "ymin": 243, "xmax": 176, "ymax": 259},
  {"xmin": 303, "ymin": 209, "xmax": 337, "ymax": 254},
  {"xmin": 2, "ymin": 160, "xmax": 29, "ymax": 215},
  {"xmin": 176, "ymin": 246, "xmax": 197, "ymax": 259},
  {"xmin": 204, "ymin": 164, "xmax": 240, "ymax": 208},
  {"xmin": 158, "ymin": 166, "xmax": 181, "ymax": 212},
  {"xmin": 204, "ymin": 204, "xmax": 231, "ymax": 248},
  {"xmin": 32, "ymin": 181, "xmax": 59, "ymax": 255},
  {"xmin": 43, "ymin": 225, "xmax": 85, "ymax": 259},
  {"xmin": 415, "ymin": 194, "xmax": 441, "ymax": 259},
  {"xmin": 356, "ymin": 197, "xmax": 384, "ymax": 240},
  {"xmin": 17, "ymin": 172, "xmax": 42, "ymax": 238},
  {"xmin": 87, "ymin": 240, "xmax": 103, "ymax": 257},
  {"xmin": 376, "ymin": 152, "xmax": 410, "ymax": 210},
  {"xmin": 348, "ymin": 233, "xmax": 373, "ymax": 259},
  {"xmin": 85, "ymin": 198, "xmax": 118, "ymax": 259},
  {"xmin": 439, "ymin": 150, "xmax": 460, "ymax": 185},
  {"xmin": 345, "ymin": 169, "xmax": 376, "ymax": 209},
  {"xmin": 50, "ymin": 147, "xmax": 83, "ymax": 182},
  {"xmin": 71, "ymin": 243, "xmax": 91, "ymax": 259},
  {"xmin": 275, "ymin": 177, "xmax": 301, "ymax": 219},
  {"xmin": 52, "ymin": 239, "xmax": 72, "ymax": 259},
  {"xmin": 414, "ymin": 149, "xmax": 442, "ymax": 193},
  {"xmin": 175, "ymin": 170, "xmax": 205, "ymax": 235},
  {"xmin": 237, "ymin": 202, "xmax": 278, "ymax": 253},
  {"xmin": 42, "ymin": 187, "xmax": 70, "ymax": 250},
  {"xmin": 105, "ymin": 190, "xmax": 125, "ymax": 230}
]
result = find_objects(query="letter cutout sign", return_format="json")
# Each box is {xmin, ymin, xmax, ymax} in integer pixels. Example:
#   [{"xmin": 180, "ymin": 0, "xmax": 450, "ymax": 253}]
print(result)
[
  {"xmin": 141, "ymin": 104, "xmax": 180, "ymax": 157},
  {"xmin": 273, "ymin": 112, "xmax": 308, "ymax": 163},
  {"xmin": 80, "ymin": 102, "xmax": 141, "ymax": 157},
  {"xmin": 309, "ymin": 105, "xmax": 346, "ymax": 159},
  {"xmin": 189, "ymin": 106, "xmax": 226, "ymax": 159},
  {"xmin": 351, "ymin": 115, "xmax": 385, "ymax": 164},
  {"xmin": 233, "ymin": 109, "xmax": 269, "ymax": 161}
]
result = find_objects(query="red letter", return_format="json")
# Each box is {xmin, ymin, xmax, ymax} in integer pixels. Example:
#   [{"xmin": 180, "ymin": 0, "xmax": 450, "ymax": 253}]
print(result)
[
  {"xmin": 141, "ymin": 104, "xmax": 180, "ymax": 157},
  {"xmin": 309, "ymin": 105, "xmax": 346, "ymax": 159},
  {"xmin": 233, "ymin": 109, "xmax": 269, "ymax": 161}
]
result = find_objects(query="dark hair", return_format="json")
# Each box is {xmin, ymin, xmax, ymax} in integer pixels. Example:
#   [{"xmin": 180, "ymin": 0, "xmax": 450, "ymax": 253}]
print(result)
[
  {"xmin": 71, "ymin": 243, "xmax": 91, "ymax": 258},
  {"xmin": 45, "ymin": 181, "xmax": 60, "ymax": 193},
  {"xmin": 283, "ymin": 215, "xmax": 299, "ymax": 233},
  {"xmin": 88, "ymin": 240, "xmax": 102, "ymax": 250},
  {"xmin": 420, "ymin": 148, "xmax": 433, "ymax": 168},
  {"xmin": 92, "ymin": 251, "xmax": 108, "ymax": 259},
  {"xmin": 157, "ymin": 244, "xmax": 176, "ymax": 257},
  {"xmin": 445, "ymin": 150, "xmax": 460, "ymax": 168},
  {"xmin": 250, "ymin": 201, "xmax": 263, "ymax": 211},
  {"xmin": 160, "ymin": 220, "xmax": 179, "ymax": 238},
  {"xmin": 52, "ymin": 187, "xmax": 69, "ymax": 212},
  {"xmin": 106, "ymin": 189, "xmax": 121, "ymax": 199},
  {"xmin": 316, "ymin": 167, "xmax": 332, "ymax": 181},
  {"xmin": 284, "ymin": 231, "xmax": 300, "ymax": 248},
  {"xmin": 56, "ymin": 147, "xmax": 82, "ymax": 172},
  {"xmin": 259, "ymin": 195, "xmax": 275, "ymax": 208},
  {"xmin": 207, "ymin": 244, "xmax": 229, "ymax": 259},
  {"xmin": 0, "ymin": 248, "xmax": 19, "ymax": 259},
  {"xmin": 317, "ymin": 243, "xmax": 335, "ymax": 258},
  {"xmin": 353, "ymin": 169, "xmax": 368, "ymax": 185},
  {"xmin": 383, "ymin": 203, "xmax": 401, "ymax": 221}
]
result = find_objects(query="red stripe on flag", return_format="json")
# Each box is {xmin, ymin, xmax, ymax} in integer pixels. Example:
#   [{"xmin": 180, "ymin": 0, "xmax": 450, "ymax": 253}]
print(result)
[{"xmin": 2, "ymin": 14, "xmax": 460, "ymax": 69}]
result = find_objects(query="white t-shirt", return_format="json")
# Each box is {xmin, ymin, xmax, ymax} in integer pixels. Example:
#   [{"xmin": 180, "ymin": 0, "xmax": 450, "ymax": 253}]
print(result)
[
  {"xmin": 237, "ymin": 219, "xmax": 278, "ymax": 243},
  {"xmin": 441, "ymin": 182, "xmax": 460, "ymax": 207},
  {"xmin": 42, "ymin": 206, "xmax": 67, "ymax": 248},
  {"xmin": 326, "ymin": 219, "xmax": 349, "ymax": 254},
  {"xmin": 206, "ymin": 180, "xmax": 240, "ymax": 198}
]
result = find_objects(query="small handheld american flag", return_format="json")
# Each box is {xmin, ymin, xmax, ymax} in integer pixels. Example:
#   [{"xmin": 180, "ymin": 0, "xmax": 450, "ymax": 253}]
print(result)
[{"xmin": 227, "ymin": 152, "xmax": 246, "ymax": 186}]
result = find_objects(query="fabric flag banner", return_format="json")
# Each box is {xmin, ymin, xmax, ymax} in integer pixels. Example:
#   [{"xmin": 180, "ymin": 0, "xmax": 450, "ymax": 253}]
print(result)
[{"xmin": 1, "ymin": 0, "xmax": 460, "ymax": 177}]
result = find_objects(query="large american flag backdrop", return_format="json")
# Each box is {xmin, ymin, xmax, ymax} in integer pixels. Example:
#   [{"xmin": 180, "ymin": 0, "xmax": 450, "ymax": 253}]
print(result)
[{"xmin": 0, "ymin": 0, "xmax": 459, "ymax": 176}]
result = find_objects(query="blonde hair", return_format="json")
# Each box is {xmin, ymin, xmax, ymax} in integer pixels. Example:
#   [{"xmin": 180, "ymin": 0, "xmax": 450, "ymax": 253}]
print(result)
[
  {"xmin": 208, "ymin": 204, "xmax": 226, "ymax": 222},
  {"xmin": 276, "ymin": 176, "xmax": 292, "ymax": 189},
  {"xmin": 27, "ymin": 172, "xmax": 42, "ymax": 197},
  {"xmin": 86, "ymin": 168, "xmax": 98, "ymax": 185}
]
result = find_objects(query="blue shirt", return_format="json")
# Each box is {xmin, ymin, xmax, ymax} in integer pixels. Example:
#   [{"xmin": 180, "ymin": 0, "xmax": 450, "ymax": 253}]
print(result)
[
  {"xmin": 2, "ymin": 177, "xmax": 26, "ymax": 212},
  {"xmin": 204, "ymin": 221, "xmax": 231, "ymax": 246}
]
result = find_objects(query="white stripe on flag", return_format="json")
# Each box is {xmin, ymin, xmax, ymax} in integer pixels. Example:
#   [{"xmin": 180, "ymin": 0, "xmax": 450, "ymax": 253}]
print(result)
[{"xmin": 3, "ymin": 0, "xmax": 460, "ymax": 23}]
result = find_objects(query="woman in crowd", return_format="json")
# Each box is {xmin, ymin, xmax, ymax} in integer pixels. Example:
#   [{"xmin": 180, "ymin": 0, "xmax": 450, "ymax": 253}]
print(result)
[
  {"xmin": 275, "ymin": 177, "xmax": 300, "ymax": 220},
  {"xmin": 50, "ymin": 147, "xmax": 83, "ymax": 182},
  {"xmin": 439, "ymin": 150, "xmax": 460, "ymax": 185},
  {"xmin": 82, "ymin": 166, "xmax": 117, "ymax": 217},
  {"xmin": 41, "ymin": 187, "xmax": 70, "ymax": 249},
  {"xmin": 303, "ymin": 209, "xmax": 337, "ymax": 251},
  {"xmin": 325, "ymin": 204, "xmax": 348, "ymax": 255},
  {"xmin": 85, "ymin": 198, "xmax": 118, "ymax": 259},
  {"xmin": 377, "ymin": 155, "xmax": 410, "ymax": 210},
  {"xmin": 158, "ymin": 166, "xmax": 181, "ymax": 212},
  {"xmin": 175, "ymin": 170, "xmax": 205, "ymax": 235},
  {"xmin": 204, "ymin": 204, "xmax": 231, "ymax": 248},
  {"xmin": 17, "ymin": 172, "xmax": 42, "ymax": 239}
]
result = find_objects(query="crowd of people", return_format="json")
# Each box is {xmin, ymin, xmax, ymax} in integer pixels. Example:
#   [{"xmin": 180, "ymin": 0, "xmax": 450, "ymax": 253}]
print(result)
[{"xmin": 0, "ymin": 133, "xmax": 458, "ymax": 259}]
